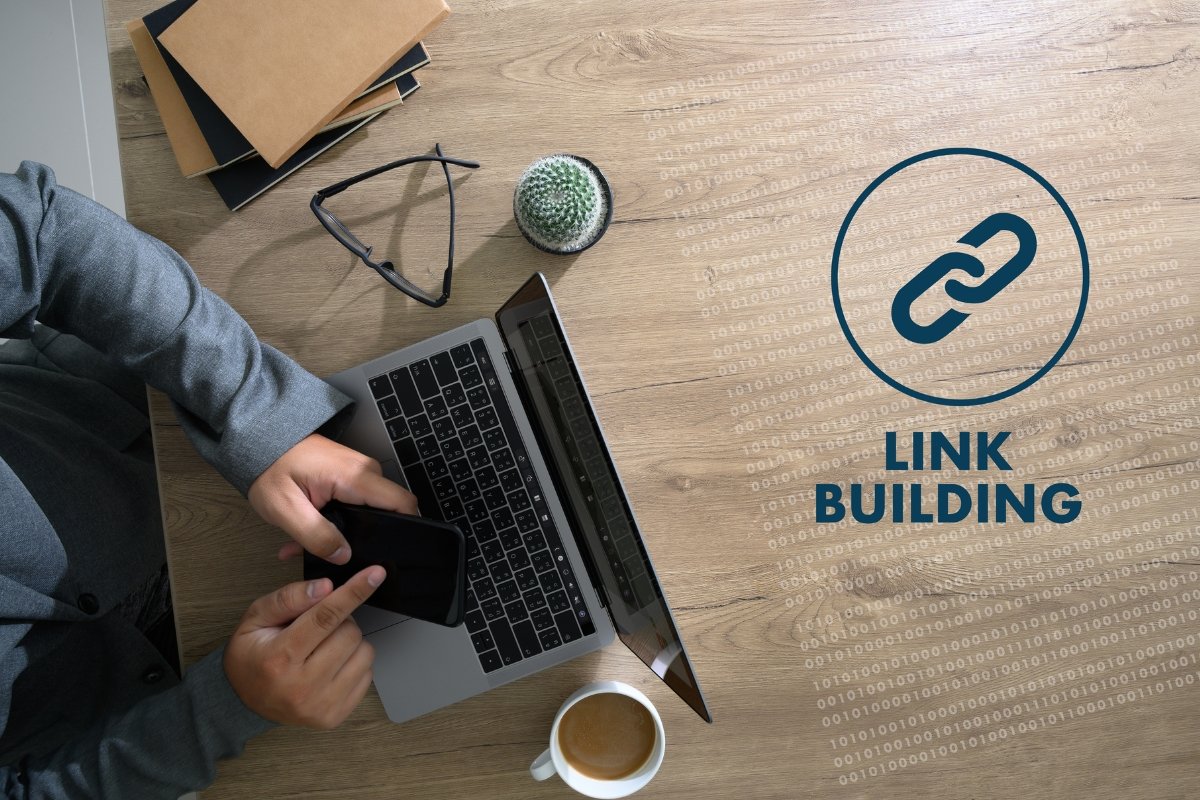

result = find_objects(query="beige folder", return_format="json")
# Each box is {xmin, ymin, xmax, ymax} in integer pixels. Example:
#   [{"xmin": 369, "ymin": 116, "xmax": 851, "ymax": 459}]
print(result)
[{"xmin": 157, "ymin": 0, "xmax": 450, "ymax": 168}]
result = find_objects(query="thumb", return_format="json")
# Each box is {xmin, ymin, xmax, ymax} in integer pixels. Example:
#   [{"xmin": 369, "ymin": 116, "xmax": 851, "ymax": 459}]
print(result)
[
  {"xmin": 242, "ymin": 578, "xmax": 333, "ymax": 631},
  {"xmin": 267, "ymin": 483, "xmax": 352, "ymax": 565}
]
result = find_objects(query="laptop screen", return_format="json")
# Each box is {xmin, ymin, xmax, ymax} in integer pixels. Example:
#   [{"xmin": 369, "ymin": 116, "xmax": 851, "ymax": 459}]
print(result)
[{"xmin": 497, "ymin": 274, "xmax": 712, "ymax": 723}]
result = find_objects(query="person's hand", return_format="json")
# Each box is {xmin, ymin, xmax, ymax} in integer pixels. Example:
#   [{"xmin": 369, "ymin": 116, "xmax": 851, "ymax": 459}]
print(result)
[
  {"xmin": 224, "ymin": 567, "xmax": 384, "ymax": 729},
  {"xmin": 248, "ymin": 433, "xmax": 418, "ymax": 564}
]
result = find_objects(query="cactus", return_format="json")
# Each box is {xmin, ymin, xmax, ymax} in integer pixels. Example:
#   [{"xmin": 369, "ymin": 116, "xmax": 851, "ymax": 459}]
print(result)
[{"xmin": 514, "ymin": 154, "xmax": 611, "ymax": 253}]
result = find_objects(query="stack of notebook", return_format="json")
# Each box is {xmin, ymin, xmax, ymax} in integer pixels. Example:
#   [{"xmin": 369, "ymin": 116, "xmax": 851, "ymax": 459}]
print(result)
[{"xmin": 127, "ymin": 0, "xmax": 451, "ymax": 210}]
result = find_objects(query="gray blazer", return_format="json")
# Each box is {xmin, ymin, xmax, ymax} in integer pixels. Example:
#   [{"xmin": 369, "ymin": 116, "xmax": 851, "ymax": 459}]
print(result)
[{"xmin": 0, "ymin": 162, "xmax": 353, "ymax": 797}]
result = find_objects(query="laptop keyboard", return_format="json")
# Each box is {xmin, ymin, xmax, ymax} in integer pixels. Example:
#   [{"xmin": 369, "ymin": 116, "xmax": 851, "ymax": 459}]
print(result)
[{"xmin": 367, "ymin": 338, "xmax": 596, "ymax": 673}]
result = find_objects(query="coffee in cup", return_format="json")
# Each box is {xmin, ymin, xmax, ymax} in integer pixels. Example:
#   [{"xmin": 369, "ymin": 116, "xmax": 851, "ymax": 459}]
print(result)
[{"xmin": 531, "ymin": 681, "xmax": 665, "ymax": 798}]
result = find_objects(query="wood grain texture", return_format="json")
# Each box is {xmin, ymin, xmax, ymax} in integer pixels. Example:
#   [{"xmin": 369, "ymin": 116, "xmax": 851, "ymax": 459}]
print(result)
[{"xmin": 102, "ymin": 0, "xmax": 1200, "ymax": 797}]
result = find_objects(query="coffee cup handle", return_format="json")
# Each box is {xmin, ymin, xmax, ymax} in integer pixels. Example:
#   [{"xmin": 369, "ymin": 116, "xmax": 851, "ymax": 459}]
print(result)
[{"xmin": 530, "ymin": 748, "xmax": 556, "ymax": 781}]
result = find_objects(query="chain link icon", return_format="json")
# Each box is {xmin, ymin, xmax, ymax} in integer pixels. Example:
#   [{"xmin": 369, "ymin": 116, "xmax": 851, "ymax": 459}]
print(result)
[{"xmin": 891, "ymin": 212, "xmax": 1037, "ymax": 344}]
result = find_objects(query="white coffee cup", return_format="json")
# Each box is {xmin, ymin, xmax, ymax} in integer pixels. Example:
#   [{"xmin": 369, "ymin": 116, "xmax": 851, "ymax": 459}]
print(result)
[{"xmin": 530, "ymin": 680, "xmax": 666, "ymax": 798}]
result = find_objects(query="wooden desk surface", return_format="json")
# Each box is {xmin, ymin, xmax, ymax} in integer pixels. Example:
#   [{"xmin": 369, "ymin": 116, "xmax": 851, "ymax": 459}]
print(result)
[{"xmin": 103, "ymin": 1, "xmax": 1199, "ymax": 798}]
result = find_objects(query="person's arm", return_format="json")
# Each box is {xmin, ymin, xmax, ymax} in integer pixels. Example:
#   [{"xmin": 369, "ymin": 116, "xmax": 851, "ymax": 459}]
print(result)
[
  {"xmin": 0, "ymin": 161, "xmax": 348, "ymax": 496},
  {"xmin": 0, "ymin": 161, "xmax": 418, "ymax": 562},
  {"xmin": 1, "ymin": 572, "xmax": 382, "ymax": 800}
]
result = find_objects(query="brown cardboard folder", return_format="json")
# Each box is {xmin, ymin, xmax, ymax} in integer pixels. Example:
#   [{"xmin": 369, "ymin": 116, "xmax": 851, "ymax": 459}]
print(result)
[
  {"xmin": 129, "ymin": 18, "xmax": 410, "ymax": 177},
  {"xmin": 158, "ymin": 0, "xmax": 450, "ymax": 168}
]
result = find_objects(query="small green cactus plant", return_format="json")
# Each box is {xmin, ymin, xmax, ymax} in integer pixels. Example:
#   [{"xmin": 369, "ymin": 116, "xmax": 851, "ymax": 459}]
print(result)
[{"xmin": 514, "ymin": 154, "xmax": 612, "ymax": 254}]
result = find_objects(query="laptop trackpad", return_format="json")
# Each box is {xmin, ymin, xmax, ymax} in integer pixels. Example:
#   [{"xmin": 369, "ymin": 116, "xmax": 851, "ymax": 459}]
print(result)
[
  {"xmin": 354, "ymin": 604, "xmax": 411, "ymax": 636},
  {"xmin": 367, "ymin": 617, "xmax": 488, "ymax": 723}
]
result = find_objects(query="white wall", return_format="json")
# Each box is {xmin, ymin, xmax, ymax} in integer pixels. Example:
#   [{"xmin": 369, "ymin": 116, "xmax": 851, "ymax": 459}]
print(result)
[{"xmin": 0, "ymin": 0, "xmax": 125, "ymax": 217}]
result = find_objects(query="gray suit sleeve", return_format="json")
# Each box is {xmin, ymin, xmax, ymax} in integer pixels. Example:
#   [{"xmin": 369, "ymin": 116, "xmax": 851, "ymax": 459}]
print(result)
[
  {"xmin": 1, "ymin": 649, "xmax": 275, "ymax": 799},
  {"xmin": 0, "ymin": 161, "xmax": 352, "ymax": 494}
]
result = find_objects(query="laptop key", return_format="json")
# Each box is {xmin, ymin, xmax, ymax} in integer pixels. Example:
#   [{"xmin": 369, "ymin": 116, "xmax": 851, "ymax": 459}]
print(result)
[
  {"xmin": 447, "ymin": 457, "xmax": 472, "ymax": 482},
  {"xmin": 466, "ymin": 536, "xmax": 480, "ymax": 560},
  {"xmin": 547, "ymin": 590, "xmax": 570, "ymax": 614},
  {"xmin": 531, "ymin": 549, "xmax": 555, "ymax": 574},
  {"xmin": 471, "ymin": 629, "xmax": 494, "ymax": 654},
  {"xmin": 467, "ymin": 385, "xmax": 489, "ymax": 409},
  {"xmin": 483, "ymin": 428, "xmax": 506, "ymax": 451},
  {"xmin": 517, "ymin": 511, "xmax": 540, "ymax": 534},
  {"xmin": 417, "ymin": 435, "xmax": 441, "ymax": 461},
  {"xmin": 499, "ymin": 527, "xmax": 522, "ymax": 551},
  {"xmin": 475, "ymin": 406, "xmax": 499, "ymax": 431},
  {"xmin": 515, "ymin": 567, "xmax": 539, "ymax": 592},
  {"xmin": 481, "ymin": 540, "xmax": 504, "ymax": 563},
  {"xmin": 488, "ymin": 618, "xmax": 522, "ymax": 666},
  {"xmin": 410, "ymin": 360, "xmax": 439, "ymax": 398},
  {"xmin": 377, "ymin": 396, "xmax": 401, "ymax": 420},
  {"xmin": 394, "ymin": 437, "xmax": 419, "ymax": 466},
  {"xmin": 493, "ymin": 448, "xmax": 515, "ymax": 472},
  {"xmin": 468, "ymin": 557, "xmax": 488, "ymax": 583},
  {"xmin": 467, "ymin": 445, "xmax": 490, "ymax": 470},
  {"xmin": 555, "ymin": 610, "xmax": 583, "ymax": 643},
  {"xmin": 457, "ymin": 479, "xmax": 481, "ymax": 503},
  {"xmin": 401, "ymin": 462, "xmax": 435, "ymax": 512},
  {"xmin": 530, "ymin": 607, "xmax": 555, "ymax": 632},
  {"xmin": 465, "ymin": 609, "xmax": 485, "ymax": 633},
  {"xmin": 385, "ymin": 418, "xmax": 409, "ymax": 440},
  {"xmin": 451, "ymin": 343, "xmax": 475, "ymax": 368},
  {"xmin": 477, "ymin": 465, "xmax": 499, "ymax": 489},
  {"xmin": 440, "ymin": 438, "xmax": 465, "ymax": 462},
  {"xmin": 465, "ymin": 586, "xmax": 478, "ymax": 611},
  {"xmin": 523, "ymin": 530, "xmax": 547, "ymax": 553},
  {"xmin": 538, "ymin": 628, "xmax": 563, "ymax": 651},
  {"xmin": 482, "ymin": 597, "xmax": 505, "ymax": 622},
  {"xmin": 512, "ymin": 619, "xmax": 542, "ymax": 658},
  {"xmin": 459, "ymin": 364, "xmax": 482, "ymax": 387},
  {"xmin": 450, "ymin": 404, "xmax": 474, "ymax": 428},
  {"xmin": 408, "ymin": 413, "xmax": 432, "ymax": 439},
  {"xmin": 499, "ymin": 469, "xmax": 523, "ymax": 493},
  {"xmin": 505, "ymin": 598, "xmax": 530, "ymax": 624},
  {"xmin": 442, "ymin": 382, "xmax": 466, "ymax": 407},
  {"xmin": 474, "ymin": 577, "xmax": 496, "ymax": 601},
  {"xmin": 424, "ymin": 456, "xmax": 449, "ymax": 480},
  {"xmin": 431, "ymin": 352, "xmax": 457, "ymax": 386},
  {"xmin": 497, "ymin": 579, "xmax": 521, "ymax": 604},
  {"xmin": 522, "ymin": 587, "xmax": 546, "ymax": 611},
  {"xmin": 440, "ymin": 496, "xmax": 465, "ymax": 521},
  {"xmin": 491, "ymin": 507, "xmax": 515, "ymax": 531},
  {"xmin": 483, "ymin": 486, "xmax": 507, "ymax": 511},
  {"xmin": 460, "ymin": 424, "xmax": 482, "ymax": 449},
  {"xmin": 466, "ymin": 500, "xmax": 490, "ymax": 525},
  {"xmin": 424, "ymin": 396, "xmax": 448, "ymax": 420},
  {"xmin": 489, "ymin": 559, "xmax": 513, "ymax": 584},
  {"xmin": 479, "ymin": 649, "xmax": 503, "ymax": 673},
  {"xmin": 473, "ymin": 519, "xmax": 497, "ymax": 542},
  {"xmin": 539, "ymin": 570, "xmax": 563, "ymax": 594},
  {"xmin": 433, "ymin": 418, "xmax": 456, "ymax": 441},
  {"xmin": 508, "ymin": 489, "xmax": 531, "ymax": 512},
  {"xmin": 388, "ymin": 368, "xmax": 424, "ymax": 416},
  {"xmin": 369, "ymin": 374, "xmax": 393, "ymax": 399},
  {"xmin": 433, "ymin": 475, "xmax": 456, "ymax": 500}
]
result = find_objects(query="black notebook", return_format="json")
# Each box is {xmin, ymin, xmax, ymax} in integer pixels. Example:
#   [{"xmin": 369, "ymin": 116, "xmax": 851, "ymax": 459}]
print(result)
[
  {"xmin": 143, "ymin": 0, "xmax": 430, "ymax": 170},
  {"xmin": 207, "ymin": 76, "xmax": 420, "ymax": 212}
]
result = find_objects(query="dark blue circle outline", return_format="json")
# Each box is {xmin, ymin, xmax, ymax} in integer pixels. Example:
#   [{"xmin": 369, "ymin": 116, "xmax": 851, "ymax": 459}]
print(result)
[{"xmin": 831, "ymin": 147, "xmax": 1090, "ymax": 406}]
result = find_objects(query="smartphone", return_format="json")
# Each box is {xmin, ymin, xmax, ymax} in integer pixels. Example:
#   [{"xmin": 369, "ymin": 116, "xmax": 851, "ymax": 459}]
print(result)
[{"xmin": 303, "ymin": 501, "xmax": 467, "ymax": 627}]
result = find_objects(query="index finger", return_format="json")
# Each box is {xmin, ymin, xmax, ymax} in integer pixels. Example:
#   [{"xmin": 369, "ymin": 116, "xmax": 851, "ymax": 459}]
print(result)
[
  {"xmin": 333, "ymin": 469, "xmax": 420, "ymax": 515},
  {"xmin": 284, "ymin": 566, "xmax": 386, "ymax": 658}
]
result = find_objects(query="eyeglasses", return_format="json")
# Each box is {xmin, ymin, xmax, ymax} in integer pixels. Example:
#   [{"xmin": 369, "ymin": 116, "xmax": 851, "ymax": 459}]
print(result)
[{"xmin": 310, "ymin": 143, "xmax": 480, "ymax": 307}]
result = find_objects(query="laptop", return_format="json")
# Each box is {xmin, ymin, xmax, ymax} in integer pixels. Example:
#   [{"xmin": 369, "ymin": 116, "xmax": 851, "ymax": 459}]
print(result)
[{"xmin": 325, "ymin": 272, "xmax": 712, "ymax": 724}]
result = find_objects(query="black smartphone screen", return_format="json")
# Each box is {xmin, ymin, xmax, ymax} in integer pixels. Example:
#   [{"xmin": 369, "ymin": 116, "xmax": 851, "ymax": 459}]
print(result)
[{"xmin": 303, "ymin": 501, "xmax": 467, "ymax": 627}]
